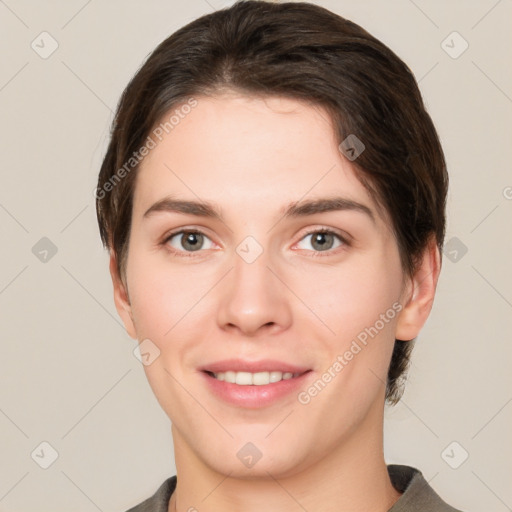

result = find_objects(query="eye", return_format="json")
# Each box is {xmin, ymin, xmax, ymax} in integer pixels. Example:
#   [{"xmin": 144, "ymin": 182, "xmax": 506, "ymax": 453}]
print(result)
[
  {"xmin": 163, "ymin": 229, "xmax": 215, "ymax": 255},
  {"xmin": 295, "ymin": 228, "xmax": 348, "ymax": 254}
]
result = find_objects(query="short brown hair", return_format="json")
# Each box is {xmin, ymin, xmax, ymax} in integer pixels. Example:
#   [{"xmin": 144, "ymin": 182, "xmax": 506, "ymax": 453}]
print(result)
[{"xmin": 96, "ymin": 0, "xmax": 448, "ymax": 405}]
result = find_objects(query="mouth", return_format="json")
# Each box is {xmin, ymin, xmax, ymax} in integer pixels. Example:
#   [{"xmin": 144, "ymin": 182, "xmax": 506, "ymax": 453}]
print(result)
[
  {"xmin": 200, "ymin": 368, "xmax": 314, "ymax": 408},
  {"xmin": 203, "ymin": 369, "xmax": 310, "ymax": 385}
]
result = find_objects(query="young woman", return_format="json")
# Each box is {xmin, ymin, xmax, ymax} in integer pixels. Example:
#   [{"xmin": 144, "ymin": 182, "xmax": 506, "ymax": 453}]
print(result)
[{"xmin": 96, "ymin": 2, "xmax": 462, "ymax": 511}]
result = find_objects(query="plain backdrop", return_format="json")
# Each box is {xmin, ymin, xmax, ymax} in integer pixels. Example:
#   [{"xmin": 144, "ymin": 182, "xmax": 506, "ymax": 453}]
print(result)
[{"xmin": 0, "ymin": 1, "xmax": 511, "ymax": 511}]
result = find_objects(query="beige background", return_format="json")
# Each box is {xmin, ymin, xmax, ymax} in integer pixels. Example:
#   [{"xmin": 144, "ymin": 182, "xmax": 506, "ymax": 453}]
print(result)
[{"xmin": 0, "ymin": 0, "xmax": 511, "ymax": 510}]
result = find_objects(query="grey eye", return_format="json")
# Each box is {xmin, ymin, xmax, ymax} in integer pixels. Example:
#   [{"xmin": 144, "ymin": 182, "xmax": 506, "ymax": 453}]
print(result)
[
  {"xmin": 297, "ymin": 231, "xmax": 344, "ymax": 252},
  {"xmin": 167, "ymin": 231, "xmax": 214, "ymax": 252}
]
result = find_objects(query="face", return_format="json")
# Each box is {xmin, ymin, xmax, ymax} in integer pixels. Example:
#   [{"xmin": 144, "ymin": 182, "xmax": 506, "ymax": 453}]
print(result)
[{"xmin": 113, "ymin": 93, "xmax": 422, "ymax": 479}]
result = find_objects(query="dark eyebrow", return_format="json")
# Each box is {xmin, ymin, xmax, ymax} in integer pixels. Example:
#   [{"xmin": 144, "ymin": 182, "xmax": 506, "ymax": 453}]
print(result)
[
  {"xmin": 143, "ymin": 195, "xmax": 375, "ymax": 224},
  {"xmin": 143, "ymin": 196, "xmax": 223, "ymax": 220},
  {"xmin": 283, "ymin": 197, "xmax": 375, "ymax": 224}
]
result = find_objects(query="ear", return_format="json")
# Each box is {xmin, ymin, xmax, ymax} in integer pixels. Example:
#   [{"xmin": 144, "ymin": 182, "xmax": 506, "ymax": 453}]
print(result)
[
  {"xmin": 395, "ymin": 235, "xmax": 442, "ymax": 341},
  {"xmin": 109, "ymin": 251, "xmax": 137, "ymax": 339}
]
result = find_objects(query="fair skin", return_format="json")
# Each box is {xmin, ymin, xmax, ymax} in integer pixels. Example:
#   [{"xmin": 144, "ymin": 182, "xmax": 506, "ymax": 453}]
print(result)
[{"xmin": 110, "ymin": 93, "xmax": 440, "ymax": 512}]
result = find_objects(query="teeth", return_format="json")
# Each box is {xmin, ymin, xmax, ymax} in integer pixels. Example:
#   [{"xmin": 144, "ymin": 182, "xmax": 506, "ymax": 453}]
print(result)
[{"xmin": 212, "ymin": 371, "xmax": 299, "ymax": 385}]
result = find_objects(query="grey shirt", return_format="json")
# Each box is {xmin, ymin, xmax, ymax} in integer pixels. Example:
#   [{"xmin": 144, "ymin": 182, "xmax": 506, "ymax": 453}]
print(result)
[{"xmin": 125, "ymin": 464, "xmax": 463, "ymax": 512}]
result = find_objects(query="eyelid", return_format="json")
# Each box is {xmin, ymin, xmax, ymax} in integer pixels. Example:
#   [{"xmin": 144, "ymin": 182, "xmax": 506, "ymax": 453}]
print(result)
[
  {"xmin": 162, "ymin": 227, "xmax": 212, "ymax": 244},
  {"xmin": 297, "ymin": 225, "xmax": 351, "ymax": 243}
]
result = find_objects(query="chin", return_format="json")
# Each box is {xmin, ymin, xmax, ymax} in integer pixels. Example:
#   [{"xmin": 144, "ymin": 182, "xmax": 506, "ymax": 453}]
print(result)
[{"xmin": 200, "ymin": 438, "xmax": 311, "ymax": 480}]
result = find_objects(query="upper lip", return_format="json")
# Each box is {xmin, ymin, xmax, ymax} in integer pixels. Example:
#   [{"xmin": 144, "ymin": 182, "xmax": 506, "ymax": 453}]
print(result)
[{"xmin": 200, "ymin": 359, "xmax": 311, "ymax": 374}]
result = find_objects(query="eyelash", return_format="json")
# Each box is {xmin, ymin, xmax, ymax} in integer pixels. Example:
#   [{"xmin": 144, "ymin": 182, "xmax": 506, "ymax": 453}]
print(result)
[{"xmin": 161, "ymin": 227, "xmax": 350, "ymax": 259}]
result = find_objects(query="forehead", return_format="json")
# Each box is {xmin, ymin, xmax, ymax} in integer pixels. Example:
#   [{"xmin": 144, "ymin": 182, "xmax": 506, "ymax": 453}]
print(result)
[{"xmin": 133, "ymin": 93, "xmax": 389, "ymax": 227}]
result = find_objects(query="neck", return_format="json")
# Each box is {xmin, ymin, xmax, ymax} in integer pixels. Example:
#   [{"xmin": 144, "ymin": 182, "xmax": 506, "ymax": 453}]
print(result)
[{"xmin": 168, "ymin": 398, "xmax": 401, "ymax": 512}]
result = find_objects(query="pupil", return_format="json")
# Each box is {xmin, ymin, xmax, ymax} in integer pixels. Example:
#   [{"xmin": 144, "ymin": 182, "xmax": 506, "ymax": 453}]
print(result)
[
  {"xmin": 313, "ymin": 232, "xmax": 333, "ymax": 250},
  {"xmin": 184, "ymin": 232, "xmax": 201, "ymax": 251}
]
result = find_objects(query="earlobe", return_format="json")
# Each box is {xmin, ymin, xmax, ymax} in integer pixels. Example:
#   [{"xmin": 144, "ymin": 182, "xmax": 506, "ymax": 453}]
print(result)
[
  {"xmin": 109, "ymin": 251, "xmax": 137, "ymax": 340},
  {"xmin": 395, "ymin": 236, "xmax": 442, "ymax": 342}
]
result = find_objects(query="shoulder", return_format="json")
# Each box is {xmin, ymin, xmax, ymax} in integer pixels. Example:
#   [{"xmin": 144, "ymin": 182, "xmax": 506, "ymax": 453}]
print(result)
[
  {"xmin": 387, "ymin": 464, "xmax": 465, "ymax": 512},
  {"xmin": 123, "ymin": 467, "xmax": 465, "ymax": 512},
  {"xmin": 124, "ymin": 476, "xmax": 177, "ymax": 512}
]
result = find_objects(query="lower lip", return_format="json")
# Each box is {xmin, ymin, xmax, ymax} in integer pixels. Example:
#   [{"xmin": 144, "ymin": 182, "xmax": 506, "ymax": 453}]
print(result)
[{"xmin": 200, "ymin": 371, "xmax": 313, "ymax": 408}]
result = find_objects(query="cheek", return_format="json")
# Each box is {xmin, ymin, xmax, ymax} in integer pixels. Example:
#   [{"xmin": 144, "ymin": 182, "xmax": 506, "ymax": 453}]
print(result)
[
  {"xmin": 125, "ymin": 256, "xmax": 211, "ymax": 400},
  {"xmin": 292, "ymin": 254, "xmax": 403, "ymax": 341},
  {"xmin": 126, "ymin": 252, "xmax": 210, "ymax": 341},
  {"xmin": 293, "ymin": 262, "xmax": 402, "ymax": 412}
]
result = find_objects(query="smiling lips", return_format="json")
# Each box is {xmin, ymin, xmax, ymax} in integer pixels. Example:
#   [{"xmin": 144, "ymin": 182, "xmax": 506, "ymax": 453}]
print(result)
[
  {"xmin": 199, "ymin": 358, "xmax": 313, "ymax": 406},
  {"xmin": 207, "ymin": 370, "xmax": 303, "ymax": 385},
  {"xmin": 201, "ymin": 371, "xmax": 312, "ymax": 408}
]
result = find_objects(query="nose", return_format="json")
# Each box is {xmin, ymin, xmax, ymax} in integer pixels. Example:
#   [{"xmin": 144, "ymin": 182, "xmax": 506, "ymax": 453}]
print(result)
[{"xmin": 216, "ymin": 245, "xmax": 292, "ymax": 337}]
